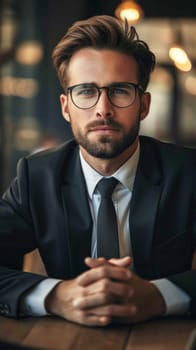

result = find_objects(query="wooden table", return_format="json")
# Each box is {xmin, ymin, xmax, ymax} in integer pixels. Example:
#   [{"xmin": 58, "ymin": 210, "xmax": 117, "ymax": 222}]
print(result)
[{"xmin": 0, "ymin": 316, "xmax": 196, "ymax": 350}]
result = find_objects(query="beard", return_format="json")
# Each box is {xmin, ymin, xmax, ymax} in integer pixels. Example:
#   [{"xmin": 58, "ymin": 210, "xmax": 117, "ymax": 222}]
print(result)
[{"xmin": 70, "ymin": 116, "xmax": 140, "ymax": 159}]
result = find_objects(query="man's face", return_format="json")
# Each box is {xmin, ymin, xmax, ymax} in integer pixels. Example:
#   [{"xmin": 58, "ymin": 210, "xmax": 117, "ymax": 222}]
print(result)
[{"xmin": 60, "ymin": 48, "xmax": 150, "ymax": 159}]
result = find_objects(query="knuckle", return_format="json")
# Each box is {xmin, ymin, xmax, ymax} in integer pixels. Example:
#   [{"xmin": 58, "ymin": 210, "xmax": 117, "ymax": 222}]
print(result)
[
  {"xmin": 101, "ymin": 278, "xmax": 110, "ymax": 292},
  {"xmin": 98, "ymin": 266, "xmax": 108, "ymax": 278}
]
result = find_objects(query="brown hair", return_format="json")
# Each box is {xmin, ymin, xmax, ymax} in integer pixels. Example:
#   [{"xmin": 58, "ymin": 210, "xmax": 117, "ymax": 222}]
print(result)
[{"xmin": 52, "ymin": 15, "xmax": 155, "ymax": 91}]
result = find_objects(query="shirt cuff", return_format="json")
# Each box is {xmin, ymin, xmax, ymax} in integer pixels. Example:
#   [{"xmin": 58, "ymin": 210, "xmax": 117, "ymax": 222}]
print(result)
[
  {"xmin": 23, "ymin": 278, "xmax": 62, "ymax": 316},
  {"xmin": 151, "ymin": 278, "xmax": 191, "ymax": 315}
]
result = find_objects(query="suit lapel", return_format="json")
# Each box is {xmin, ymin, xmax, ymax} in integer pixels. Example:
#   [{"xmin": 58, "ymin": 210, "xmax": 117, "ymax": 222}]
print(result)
[
  {"xmin": 130, "ymin": 137, "xmax": 163, "ymax": 277},
  {"xmin": 61, "ymin": 150, "xmax": 92, "ymax": 277}
]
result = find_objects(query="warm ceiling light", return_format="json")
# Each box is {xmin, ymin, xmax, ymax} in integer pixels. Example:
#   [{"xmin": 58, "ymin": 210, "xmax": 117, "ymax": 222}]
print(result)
[
  {"xmin": 15, "ymin": 40, "xmax": 43, "ymax": 65},
  {"xmin": 169, "ymin": 46, "xmax": 192, "ymax": 72},
  {"xmin": 115, "ymin": 0, "xmax": 144, "ymax": 24}
]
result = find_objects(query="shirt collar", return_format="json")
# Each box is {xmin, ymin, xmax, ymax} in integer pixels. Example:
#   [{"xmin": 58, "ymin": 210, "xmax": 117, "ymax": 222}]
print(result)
[{"xmin": 80, "ymin": 143, "xmax": 140, "ymax": 199}]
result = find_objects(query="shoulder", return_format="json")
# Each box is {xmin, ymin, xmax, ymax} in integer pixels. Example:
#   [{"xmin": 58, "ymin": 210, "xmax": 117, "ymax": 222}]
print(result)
[
  {"xmin": 16, "ymin": 139, "xmax": 79, "ymax": 179},
  {"xmin": 139, "ymin": 135, "xmax": 196, "ymax": 161},
  {"xmin": 26, "ymin": 139, "xmax": 78, "ymax": 165},
  {"xmin": 139, "ymin": 135, "xmax": 196, "ymax": 180}
]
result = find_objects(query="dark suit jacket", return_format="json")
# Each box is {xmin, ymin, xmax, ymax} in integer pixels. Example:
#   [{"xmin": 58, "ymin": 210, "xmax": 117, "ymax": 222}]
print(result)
[{"xmin": 0, "ymin": 136, "xmax": 196, "ymax": 317}]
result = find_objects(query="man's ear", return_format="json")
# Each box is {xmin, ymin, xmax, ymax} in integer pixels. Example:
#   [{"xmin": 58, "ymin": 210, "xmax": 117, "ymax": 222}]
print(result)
[
  {"xmin": 140, "ymin": 92, "xmax": 151, "ymax": 121},
  {"xmin": 60, "ymin": 94, "xmax": 70, "ymax": 122}
]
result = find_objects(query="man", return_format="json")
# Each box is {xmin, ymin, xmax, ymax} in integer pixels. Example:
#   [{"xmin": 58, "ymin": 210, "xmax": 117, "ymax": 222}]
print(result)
[{"xmin": 0, "ymin": 15, "xmax": 196, "ymax": 327}]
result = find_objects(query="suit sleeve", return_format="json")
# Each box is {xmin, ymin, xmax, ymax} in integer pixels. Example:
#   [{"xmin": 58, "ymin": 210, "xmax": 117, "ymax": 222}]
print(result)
[
  {"xmin": 0, "ymin": 157, "xmax": 47, "ymax": 318},
  {"xmin": 168, "ymin": 154, "xmax": 196, "ymax": 315},
  {"xmin": 168, "ymin": 271, "xmax": 196, "ymax": 314}
]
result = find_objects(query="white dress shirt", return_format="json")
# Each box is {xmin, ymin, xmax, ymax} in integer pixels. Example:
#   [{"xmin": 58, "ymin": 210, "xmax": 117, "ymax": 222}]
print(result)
[{"xmin": 24, "ymin": 143, "xmax": 190, "ymax": 316}]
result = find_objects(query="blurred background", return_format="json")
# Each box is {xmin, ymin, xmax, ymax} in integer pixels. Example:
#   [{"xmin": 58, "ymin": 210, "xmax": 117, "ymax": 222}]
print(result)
[{"xmin": 0, "ymin": 0, "xmax": 196, "ymax": 194}]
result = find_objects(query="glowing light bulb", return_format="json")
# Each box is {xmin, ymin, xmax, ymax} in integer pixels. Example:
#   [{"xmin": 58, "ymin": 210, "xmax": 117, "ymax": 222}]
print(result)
[
  {"xmin": 120, "ymin": 8, "xmax": 140, "ymax": 22},
  {"xmin": 169, "ymin": 46, "xmax": 192, "ymax": 72},
  {"xmin": 115, "ymin": 1, "xmax": 143, "ymax": 24}
]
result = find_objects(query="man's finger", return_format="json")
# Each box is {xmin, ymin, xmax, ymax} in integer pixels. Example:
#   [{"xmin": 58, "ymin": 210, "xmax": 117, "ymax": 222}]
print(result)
[
  {"xmin": 109, "ymin": 256, "xmax": 132, "ymax": 267},
  {"xmin": 77, "ymin": 264, "xmax": 132, "ymax": 286}
]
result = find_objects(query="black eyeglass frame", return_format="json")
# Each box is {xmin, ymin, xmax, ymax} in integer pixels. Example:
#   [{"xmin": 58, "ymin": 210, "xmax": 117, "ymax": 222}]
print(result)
[{"xmin": 66, "ymin": 82, "xmax": 144, "ymax": 109}]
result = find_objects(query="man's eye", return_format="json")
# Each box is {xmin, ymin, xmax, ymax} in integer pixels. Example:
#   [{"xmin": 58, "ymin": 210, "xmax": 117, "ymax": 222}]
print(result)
[
  {"xmin": 110, "ymin": 87, "xmax": 129, "ymax": 95},
  {"xmin": 76, "ymin": 88, "xmax": 96, "ymax": 96}
]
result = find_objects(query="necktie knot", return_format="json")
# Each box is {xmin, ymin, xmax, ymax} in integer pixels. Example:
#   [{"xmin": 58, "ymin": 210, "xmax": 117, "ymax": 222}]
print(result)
[{"xmin": 97, "ymin": 177, "xmax": 118, "ymax": 198}]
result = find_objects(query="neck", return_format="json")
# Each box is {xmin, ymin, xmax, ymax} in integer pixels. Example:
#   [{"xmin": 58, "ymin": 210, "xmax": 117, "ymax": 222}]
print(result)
[{"xmin": 80, "ymin": 138, "xmax": 139, "ymax": 176}]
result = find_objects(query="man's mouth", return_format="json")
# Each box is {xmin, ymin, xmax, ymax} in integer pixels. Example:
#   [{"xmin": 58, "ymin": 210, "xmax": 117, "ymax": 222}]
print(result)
[{"xmin": 88, "ymin": 122, "xmax": 120, "ymax": 134}]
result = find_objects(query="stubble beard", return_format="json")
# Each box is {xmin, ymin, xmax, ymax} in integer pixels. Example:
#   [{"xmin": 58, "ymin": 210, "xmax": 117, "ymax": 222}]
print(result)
[{"xmin": 70, "ymin": 118, "xmax": 141, "ymax": 159}]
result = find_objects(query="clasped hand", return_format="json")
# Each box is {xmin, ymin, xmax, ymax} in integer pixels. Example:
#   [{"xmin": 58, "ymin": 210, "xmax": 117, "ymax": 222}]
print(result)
[{"xmin": 46, "ymin": 256, "xmax": 165, "ymax": 326}]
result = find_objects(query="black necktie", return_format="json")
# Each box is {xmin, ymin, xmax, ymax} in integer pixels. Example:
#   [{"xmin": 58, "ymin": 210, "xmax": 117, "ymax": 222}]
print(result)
[{"xmin": 96, "ymin": 177, "xmax": 120, "ymax": 259}]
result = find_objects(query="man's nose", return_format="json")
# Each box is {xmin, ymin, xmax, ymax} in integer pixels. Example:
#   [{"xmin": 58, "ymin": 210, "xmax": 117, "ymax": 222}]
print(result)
[{"xmin": 95, "ymin": 89, "xmax": 114, "ymax": 119}]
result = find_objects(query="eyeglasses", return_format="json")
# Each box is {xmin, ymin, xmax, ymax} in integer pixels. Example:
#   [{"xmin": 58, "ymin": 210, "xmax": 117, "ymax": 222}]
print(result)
[{"xmin": 66, "ymin": 82, "xmax": 144, "ymax": 109}]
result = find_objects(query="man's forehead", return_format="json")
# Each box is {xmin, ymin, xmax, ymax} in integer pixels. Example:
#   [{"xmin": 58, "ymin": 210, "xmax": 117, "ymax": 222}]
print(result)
[{"xmin": 67, "ymin": 48, "xmax": 138, "ymax": 84}]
